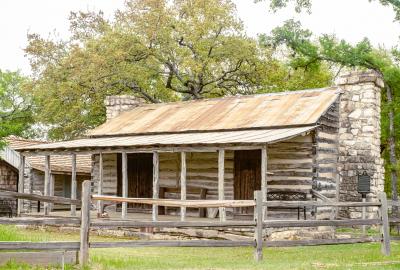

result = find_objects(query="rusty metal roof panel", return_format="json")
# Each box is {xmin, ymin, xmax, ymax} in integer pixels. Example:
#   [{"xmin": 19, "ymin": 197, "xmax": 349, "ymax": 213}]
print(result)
[
  {"xmin": 88, "ymin": 87, "xmax": 340, "ymax": 137},
  {"xmin": 16, "ymin": 126, "xmax": 316, "ymax": 152}
]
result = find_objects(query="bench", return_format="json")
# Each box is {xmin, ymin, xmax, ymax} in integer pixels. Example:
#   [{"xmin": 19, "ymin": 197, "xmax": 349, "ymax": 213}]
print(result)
[
  {"xmin": 0, "ymin": 199, "xmax": 15, "ymax": 218},
  {"xmin": 159, "ymin": 186, "xmax": 208, "ymax": 217},
  {"xmin": 267, "ymin": 191, "xmax": 308, "ymax": 220}
]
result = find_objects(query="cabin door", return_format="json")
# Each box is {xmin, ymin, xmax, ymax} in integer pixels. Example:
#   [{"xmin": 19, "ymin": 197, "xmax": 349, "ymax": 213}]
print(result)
[
  {"xmin": 117, "ymin": 153, "xmax": 153, "ymax": 211},
  {"xmin": 234, "ymin": 150, "xmax": 261, "ymax": 215}
]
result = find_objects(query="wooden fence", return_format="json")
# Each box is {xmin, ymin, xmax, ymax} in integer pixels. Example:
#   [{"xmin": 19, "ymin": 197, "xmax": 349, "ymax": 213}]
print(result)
[{"xmin": 0, "ymin": 180, "xmax": 393, "ymax": 267}]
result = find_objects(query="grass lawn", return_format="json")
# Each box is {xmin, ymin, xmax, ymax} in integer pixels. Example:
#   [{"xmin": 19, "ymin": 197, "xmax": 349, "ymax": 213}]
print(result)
[{"xmin": 1, "ymin": 225, "xmax": 400, "ymax": 270}]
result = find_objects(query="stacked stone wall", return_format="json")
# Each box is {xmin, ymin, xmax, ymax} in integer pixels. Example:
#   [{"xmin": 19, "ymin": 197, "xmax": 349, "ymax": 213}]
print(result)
[
  {"xmin": 337, "ymin": 71, "xmax": 385, "ymax": 218},
  {"xmin": 105, "ymin": 95, "xmax": 142, "ymax": 121}
]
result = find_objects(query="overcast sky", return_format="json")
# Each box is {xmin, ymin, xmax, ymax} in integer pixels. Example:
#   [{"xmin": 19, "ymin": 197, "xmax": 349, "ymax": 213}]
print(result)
[{"xmin": 1, "ymin": 0, "xmax": 399, "ymax": 75}]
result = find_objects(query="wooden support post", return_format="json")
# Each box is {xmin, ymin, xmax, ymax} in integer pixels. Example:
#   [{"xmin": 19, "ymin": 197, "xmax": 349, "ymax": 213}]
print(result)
[
  {"xmin": 379, "ymin": 192, "xmax": 390, "ymax": 256},
  {"xmin": 261, "ymin": 145, "xmax": 268, "ymax": 221},
  {"xmin": 79, "ymin": 180, "xmax": 91, "ymax": 267},
  {"xmin": 218, "ymin": 149, "xmax": 226, "ymax": 222},
  {"xmin": 180, "ymin": 152, "xmax": 187, "ymax": 221},
  {"xmin": 97, "ymin": 153, "xmax": 103, "ymax": 217},
  {"xmin": 49, "ymin": 174, "xmax": 55, "ymax": 211},
  {"xmin": 71, "ymin": 154, "xmax": 77, "ymax": 216},
  {"xmin": 254, "ymin": 190, "xmax": 263, "ymax": 262},
  {"xmin": 121, "ymin": 152, "xmax": 128, "ymax": 219},
  {"xmin": 152, "ymin": 152, "xmax": 159, "ymax": 222},
  {"xmin": 17, "ymin": 155, "xmax": 25, "ymax": 216},
  {"xmin": 362, "ymin": 196, "xmax": 366, "ymax": 235},
  {"xmin": 44, "ymin": 155, "xmax": 51, "ymax": 216}
]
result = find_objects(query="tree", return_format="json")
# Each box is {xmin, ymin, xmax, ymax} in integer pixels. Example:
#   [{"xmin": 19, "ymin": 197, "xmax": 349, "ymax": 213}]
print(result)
[
  {"xmin": 258, "ymin": 0, "xmax": 400, "ymax": 20},
  {"xmin": 0, "ymin": 70, "xmax": 34, "ymax": 148},
  {"xmin": 263, "ymin": 19, "xmax": 400, "ymax": 209},
  {"xmin": 25, "ymin": 0, "xmax": 332, "ymax": 140}
]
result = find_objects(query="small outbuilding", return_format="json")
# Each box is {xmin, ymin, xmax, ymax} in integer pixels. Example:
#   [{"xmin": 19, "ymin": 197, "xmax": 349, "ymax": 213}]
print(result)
[
  {"xmin": 0, "ymin": 136, "xmax": 91, "ymax": 213},
  {"xmin": 15, "ymin": 71, "xmax": 385, "ymax": 221}
]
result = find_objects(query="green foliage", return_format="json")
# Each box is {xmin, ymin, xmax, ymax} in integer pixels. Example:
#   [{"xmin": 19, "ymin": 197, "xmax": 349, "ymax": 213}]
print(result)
[
  {"xmin": 264, "ymin": 20, "xmax": 400, "ymax": 196},
  {"xmin": 259, "ymin": 0, "xmax": 400, "ymax": 21},
  {"xmin": 0, "ymin": 70, "xmax": 34, "ymax": 148},
  {"xmin": 25, "ymin": 0, "xmax": 332, "ymax": 140}
]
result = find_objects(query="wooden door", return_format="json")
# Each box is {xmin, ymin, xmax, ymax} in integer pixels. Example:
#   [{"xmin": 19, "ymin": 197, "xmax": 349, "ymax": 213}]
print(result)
[
  {"xmin": 234, "ymin": 150, "xmax": 261, "ymax": 215},
  {"xmin": 117, "ymin": 153, "xmax": 153, "ymax": 211}
]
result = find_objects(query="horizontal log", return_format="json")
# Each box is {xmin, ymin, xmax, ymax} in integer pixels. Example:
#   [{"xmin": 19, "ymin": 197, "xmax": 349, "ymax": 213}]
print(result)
[
  {"xmin": 91, "ymin": 220, "xmax": 255, "ymax": 228},
  {"xmin": 90, "ymin": 240, "xmax": 254, "ymax": 248},
  {"xmin": 264, "ymin": 201, "xmax": 381, "ymax": 207},
  {"xmin": 92, "ymin": 195, "xmax": 255, "ymax": 208},
  {"xmin": 0, "ymin": 217, "xmax": 81, "ymax": 226},
  {"xmin": 263, "ymin": 218, "xmax": 381, "ymax": 228},
  {"xmin": 388, "ymin": 200, "xmax": 400, "ymax": 207},
  {"xmin": 0, "ymin": 251, "xmax": 78, "ymax": 265},
  {"xmin": 264, "ymin": 237, "xmax": 379, "ymax": 247},
  {"xmin": 0, "ymin": 190, "xmax": 81, "ymax": 206},
  {"xmin": 0, "ymin": 241, "xmax": 80, "ymax": 250}
]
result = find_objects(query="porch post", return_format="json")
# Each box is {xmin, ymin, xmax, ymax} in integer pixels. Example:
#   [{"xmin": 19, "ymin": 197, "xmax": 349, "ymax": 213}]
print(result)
[
  {"xmin": 44, "ymin": 155, "xmax": 51, "ymax": 215},
  {"xmin": 152, "ymin": 151, "xmax": 160, "ymax": 221},
  {"xmin": 17, "ymin": 155, "xmax": 25, "ymax": 216},
  {"xmin": 97, "ymin": 152, "xmax": 103, "ymax": 217},
  {"xmin": 121, "ymin": 152, "xmax": 128, "ymax": 219},
  {"xmin": 49, "ymin": 174, "xmax": 55, "ymax": 211},
  {"xmin": 261, "ymin": 145, "xmax": 268, "ymax": 220},
  {"xmin": 218, "ymin": 149, "xmax": 226, "ymax": 221},
  {"xmin": 71, "ymin": 153, "xmax": 77, "ymax": 216},
  {"xmin": 180, "ymin": 152, "xmax": 187, "ymax": 221}
]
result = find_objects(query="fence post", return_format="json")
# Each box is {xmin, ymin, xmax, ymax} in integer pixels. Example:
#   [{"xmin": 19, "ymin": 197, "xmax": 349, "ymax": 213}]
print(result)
[
  {"xmin": 254, "ymin": 190, "xmax": 263, "ymax": 262},
  {"xmin": 79, "ymin": 180, "xmax": 91, "ymax": 266},
  {"xmin": 378, "ymin": 192, "xmax": 390, "ymax": 256}
]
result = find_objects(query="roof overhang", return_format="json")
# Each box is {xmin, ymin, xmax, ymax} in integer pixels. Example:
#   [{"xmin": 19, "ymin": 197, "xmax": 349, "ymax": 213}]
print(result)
[{"xmin": 16, "ymin": 126, "xmax": 317, "ymax": 155}]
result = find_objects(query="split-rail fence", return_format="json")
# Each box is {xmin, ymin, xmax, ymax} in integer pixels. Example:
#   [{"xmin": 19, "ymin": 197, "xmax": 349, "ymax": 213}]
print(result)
[{"xmin": 0, "ymin": 180, "xmax": 395, "ymax": 267}]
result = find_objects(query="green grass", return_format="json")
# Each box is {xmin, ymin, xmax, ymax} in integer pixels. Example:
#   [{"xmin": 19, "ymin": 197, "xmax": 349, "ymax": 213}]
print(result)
[{"xmin": 1, "ymin": 225, "xmax": 400, "ymax": 269}]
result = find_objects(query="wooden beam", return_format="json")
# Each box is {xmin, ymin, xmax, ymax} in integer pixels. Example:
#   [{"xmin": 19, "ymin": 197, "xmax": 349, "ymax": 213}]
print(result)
[
  {"xmin": 218, "ymin": 149, "xmax": 226, "ymax": 221},
  {"xmin": 0, "ymin": 190, "xmax": 81, "ymax": 205},
  {"xmin": 0, "ymin": 241, "xmax": 80, "ymax": 250},
  {"xmin": 97, "ymin": 152, "xmax": 103, "ymax": 216},
  {"xmin": 264, "ymin": 201, "xmax": 381, "ymax": 208},
  {"xmin": 71, "ymin": 153, "xmax": 77, "ymax": 216},
  {"xmin": 90, "ymin": 240, "xmax": 254, "ymax": 248},
  {"xmin": 44, "ymin": 155, "xmax": 51, "ymax": 215},
  {"xmin": 263, "ymin": 218, "xmax": 381, "ymax": 228},
  {"xmin": 121, "ymin": 152, "xmax": 128, "ymax": 219},
  {"xmin": 261, "ymin": 145, "xmax": 267, "ymax": 221},
  {"xmin": 152, "ymin": 152, "xmax": 160, "ymax": 221},
  {"xmin": 91, "ymin": 220, "xmax": 255, "ymax": 228},
  {"xmin": 254, "ymin": 190, "xmax": 263, "ymax": 262},
  {"xmin": 0, "ymin": 217, "xmax": 80, "ymax": 226},
  {"xmin": 92, "ymin": 195, "xmax": 255, "ymax": 208},
  {"xmin": 379, "ymin": 192, "xmax": 391, "ymax": 256},
  {"xmin": 17, "ymin": 155, "xmax": 25, "ymax": 216},
  {"xmin": 49, "ymin": 174, "xmax": 55, "ymax": 211},
  {"xmin": 79, "ymin": 180, "xmax": 91, "ymax": 267},
  {"xmin": 0, "ymin": 251, "xmax": 78, "ymax": 265},
  {"xmin": 180, "ymin": 152, "xmax": 186, "ymax": 221}
]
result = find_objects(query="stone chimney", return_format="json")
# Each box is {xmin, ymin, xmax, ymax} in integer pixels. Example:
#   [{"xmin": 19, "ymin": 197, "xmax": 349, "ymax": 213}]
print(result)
[
  {"xmin": 105, "ymin": 95, "xmax": 142, "ymax": 120},
  {"xmin": 336, "ymin": 70, "xmax": 385, "ymax": 217}
]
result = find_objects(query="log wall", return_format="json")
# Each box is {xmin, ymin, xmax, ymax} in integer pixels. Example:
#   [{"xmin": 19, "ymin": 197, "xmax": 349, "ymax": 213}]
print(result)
[{"xmin": 314, "ymin": 99, "xmax": 340, "ymax": 219}]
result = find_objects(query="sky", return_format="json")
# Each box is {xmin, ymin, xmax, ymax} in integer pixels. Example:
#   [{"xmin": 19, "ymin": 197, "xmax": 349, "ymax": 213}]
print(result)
[{"xmin": 1, "ymin": 0, "xmax": 399, "ymax": 75}]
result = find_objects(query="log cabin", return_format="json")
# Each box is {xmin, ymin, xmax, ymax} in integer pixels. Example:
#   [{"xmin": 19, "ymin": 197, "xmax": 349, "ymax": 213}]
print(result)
[
  {"xmin": 0, "ymin": 136, "xmax": 91, "ymax": 214},
  {"xmin": 14, "ymin": 70, "xmax": 385, "ymax": 221}
]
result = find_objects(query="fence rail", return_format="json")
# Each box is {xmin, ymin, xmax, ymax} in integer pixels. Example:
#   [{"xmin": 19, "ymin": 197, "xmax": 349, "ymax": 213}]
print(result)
[{"xmin": 0, "ymin": 181, "xmax": 395, "ymax": 266}]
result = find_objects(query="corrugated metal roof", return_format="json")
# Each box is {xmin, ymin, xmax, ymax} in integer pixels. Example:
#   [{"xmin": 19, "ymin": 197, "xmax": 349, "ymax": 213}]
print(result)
[
  {"xmin": 16, "ymin": 126, "xmax": 316, "ymax": 152},
  {"xmin": 4, "ymin": 136, "xmax": 91, "ymax": 174},
  {"xmin": 89, "ymin": 87, "xmax": 340, "ymax": 137}
]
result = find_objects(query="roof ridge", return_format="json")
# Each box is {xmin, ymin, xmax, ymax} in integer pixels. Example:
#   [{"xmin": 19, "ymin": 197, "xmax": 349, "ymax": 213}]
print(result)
[{"xmin": 126, "ymin": 86, "xmax": 339, "ymax": 108}]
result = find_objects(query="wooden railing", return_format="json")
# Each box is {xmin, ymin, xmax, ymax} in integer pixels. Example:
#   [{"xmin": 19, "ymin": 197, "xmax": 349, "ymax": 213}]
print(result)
[{"xmin": 0, "ymin": 181, "xmax": 394, "ymax": 267}]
